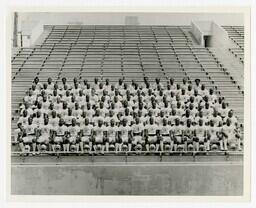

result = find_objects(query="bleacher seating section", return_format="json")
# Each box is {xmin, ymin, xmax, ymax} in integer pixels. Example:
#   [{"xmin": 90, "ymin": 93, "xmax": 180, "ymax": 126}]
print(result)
[
  {"xmin": 11, "ymin": 25, "xmax": 244, "ymax": 154},
  {"xmin": 222, "ymin": 26, "xmax": 244, "ymax": 64}
]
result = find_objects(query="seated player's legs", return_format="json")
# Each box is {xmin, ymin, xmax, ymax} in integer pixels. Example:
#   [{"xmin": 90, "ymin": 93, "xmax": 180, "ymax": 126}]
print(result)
[
  {"xmin": 37, "ymin": 135, "xmax": 49, "ymax": 152},
  {"xmin": 22, "ymin": 135, "xmax": 37, "ymax": 153},
  {"xmin": 196, "ymin": 136, "xmax": 207, "ymax": 151},
  {"xmin": 183, "ymin": 136, "xmax": 194, "ymax": 151},
  {"xmin": 133, "ymin": 134, "xmax": 145, "ymax": 152},
  {"xmin": 209, "ymin": 136, "xmax": 222, "ymax": 151},
  {"xmin": 227, "ymin": 137, "xmax": 238, "ymax": 151},
  {"xmin": 146, "ymin": 134, "xmax": 159, "ymax": 152},
  {"xmin": 93, "ymin": 136, "xmax": 105, "ymax": 154},
  {"xmin": 105, "ymin": 136, "xmax": 116, "ymax": 152},
  {"xmin": 161, "ymin": 135, "xmax": 173, "ymax": 152},
  {"xmin": 53, "ymin": 136, "xmax": 64, "ymax": 152},
  {"xmin": 80, "ymin": 135, "xmax": 92, "ymax": 152},
  {"xmin": 173, "ymin": 136, "xmax": 184, "ymax": 152},
  {"xmin": 115, "ymin": 137, "xmax": 122, "ymax": 153},
  {"xmin": 68, "ymin": 136, "xmax": 79, "ymax": 152},
  {"xmin": 120, "ymin": 136, "xmax": 130, "ymax": 152}
]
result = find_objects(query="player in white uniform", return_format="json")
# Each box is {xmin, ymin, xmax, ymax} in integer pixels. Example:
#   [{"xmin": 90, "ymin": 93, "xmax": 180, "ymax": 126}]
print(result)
[
  {"xmin": 120, "ymin": 108, "xmax": 133, "ymax": 126},
  {"xmin": 209, "ymin": 110, "xmax": 222, "ymax": 127},
  {"xmin": 182, "ymin": 119, "xmax": 195, "ymax": 151},
  {"xmin": 47, "ymin": 77, "xmax": 55, "ymax": 91},
  {"xmin": 144, "ymin": 117, "xmax": 159, "ymax": 152},
  {"xmin": 20, "ymin": 102, "xmax": 33, "ymax": 117},
  {"xmin": 79, "ymin": 118, "xmax": 93, "ymax": 152},
  {"xmin": 223, "ymin": 110, "xmax": 238, "ymax": 127},
  {"xmin": 98, "ymin": 102, "xmax": 108, "ymax": 118},
  {"xmin": 132, "ymin": 117, "xmax": 145, "ymax": 152},
  {"xmin": 208, "ymin": 88, "xmax": 218, "ymax": 105},
  {"xmin": 70, "ymin": 82, "xmax": 80, "ymax": 97},
  {"xmin": 186, "ymin": 85, "xmax": 194, "ymax": 97},
  {"xmin": 52, "ymin": 118, "xmax": 68, "ymax": 152},
  {"xmin": 62, "ymin": 90, "xmax": 72, "ymax": 104},
  {"xmin": 92, "ymin": 120, "xmax": 107, "ymax": 154},
  {"xmin": 198, "ymin": 84, "xmax": 209, "ymax": 98},
  {"xmin": 194, "ymin": 110, "xmax": 208, "ymax": 126},
  {"xmin": 194, "ymin": 119, "xmax": 208, "ymax": 151},
  {"xmin": 159, "ymin": 118, "xmax": 173, "ymax": 152},
  {"xmin": 49, "ymin": 110, "xmax": 59, "ymax": 129},
  {"xmin": 221, "ymin": 118, "xmax": 241, "ymax": 151},
  {"xmin": 150, "ymin": 102, "xmax": 160, "ymax": 117},
  {"xmin": 172, "ymin": 118, "xmax": 185, "ymax": 152},
  {"xmin": 180, "ymin": 88, "xmax": 190, "ymax": 103},
  {"xmin": 169, "ymin": 77, "xmax": 176, "ymax": 91},
  {"xmin": 14, "ymin": 122, "xmax": 24, "ymax": 144},
  {"xmin": 85, "ymin": 103, "xmax": 94, "ymax": 123},
  {"xmin": 103, "ymin": 78, "xmax": 111, "ymax": 92},
  {"xmin": 194, "ymin": 79, "xmax": 202, "ymax": 91},
  {"xmin": 181, "ymin": 110, "xmax": 194, "ymax": 126},
  {"xmin": 207, "ymin": 120, "xmax": 223, "ymax": 151},
  {"xmin": 37, "ymin": 117, "xmax": 52, "ymax": 152},
  {"xmin": 72, "ymin": 103, "xmax": 82, "ymax": 118},
  {"xmin": 63, "ymin": 108, "xmax": 75, "ymax": 126},
  {"xmin": 83, "ymin": 83, "xmax": 91, "ymax": 97},
  {"xmin": 20, "ymin": 117, "xmax": 37, "ymax": 153},
  {"xmin": 201, "ymin": 102, "xmax": 214, "ymax": 119},
  {"xmin": 33, "ymin": 111, "xmax": 44, "ymax": 128},
  {"xmin": 118, "ymin": 119, "xmax": 132, "ymax": 152},
  {"xmin": 60, "ymin": 77, "xmax": 71, "ymax": 90},
  {"xmin": 18, "ymin": 110, "xmax": 29, "ymax": 127},
  {"xmin": 218, "ymin": 102, "xmax": 230, "ymax": 119},
  {"xmin": 33, "ymin": 77, "xmax": 43, "ymax": 91},
  {"xmin": 92, "ymin": 110, "xmax": 105, "ymax": 126},
  {"xmin": 76, "ymin": 90, "xmax": 86, "ymax": 107},
  {"xmin": 105, "ymin": 119, "xmax": 119, "ymax": 153},
  {"xmin": 67, "ymin": 118, "xmax": 80, "ymax": 152},
  {"xmin": 115, "ymin": 78, "xmax": 124, "ymax": 90}
]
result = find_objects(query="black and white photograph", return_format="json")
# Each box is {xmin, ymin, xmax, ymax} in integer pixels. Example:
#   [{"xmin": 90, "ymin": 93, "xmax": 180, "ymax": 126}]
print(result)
[{"xmin": 8, "ymin": 9, "xmax": 250, "ymax": 199}]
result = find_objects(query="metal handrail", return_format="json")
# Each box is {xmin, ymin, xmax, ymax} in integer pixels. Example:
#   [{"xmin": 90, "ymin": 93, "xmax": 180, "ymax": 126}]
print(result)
[{"xmin": 11, "ymin": 150, "xmax": 243, "ymax": 157}]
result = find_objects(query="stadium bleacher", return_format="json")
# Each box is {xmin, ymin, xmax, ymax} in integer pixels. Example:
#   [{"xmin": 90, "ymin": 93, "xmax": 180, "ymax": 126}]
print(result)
[
  {"xmin": 11, "ymin": 25, "xmax": 244, "ymax": 155},
  {"xmin": 222, "ymin": 26, "xmax": 244, "ymax": 64}
]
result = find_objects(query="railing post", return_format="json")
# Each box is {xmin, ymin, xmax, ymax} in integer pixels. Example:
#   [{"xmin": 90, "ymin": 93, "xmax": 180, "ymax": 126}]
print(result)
[{"xmin": 159, "ymin": 151, "xmax": 162, "ymax": 162}]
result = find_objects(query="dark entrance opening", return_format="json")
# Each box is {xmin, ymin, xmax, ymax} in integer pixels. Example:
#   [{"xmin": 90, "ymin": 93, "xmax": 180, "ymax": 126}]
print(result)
[{"xmin": 203, "ymin": 35, "xmax": 212, "ymax": 47}]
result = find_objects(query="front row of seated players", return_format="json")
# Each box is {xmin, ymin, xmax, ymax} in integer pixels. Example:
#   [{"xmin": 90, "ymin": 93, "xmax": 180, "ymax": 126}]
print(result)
[{"xmin": 16, "ymin": 114, "xmax": 242, "ymax": 154}]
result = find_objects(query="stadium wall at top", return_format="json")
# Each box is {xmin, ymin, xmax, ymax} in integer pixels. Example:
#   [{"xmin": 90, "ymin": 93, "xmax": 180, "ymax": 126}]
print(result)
[{"xmin": 15, "ymin": 12, "xmax": 244, "ymax": 47}]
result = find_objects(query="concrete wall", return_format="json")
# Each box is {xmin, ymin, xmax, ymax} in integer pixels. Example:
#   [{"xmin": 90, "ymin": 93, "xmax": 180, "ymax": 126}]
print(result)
[
  {"xmin": 210, "ymin": 22, "xmax": 232, "ymax": 48},
  {"xmin": 191, "ymin": 22, "xmax": 203, "ymax": 45},
  {"xmin": 11, "ymin": 159, "xmax": 243, "ymax": 195}
]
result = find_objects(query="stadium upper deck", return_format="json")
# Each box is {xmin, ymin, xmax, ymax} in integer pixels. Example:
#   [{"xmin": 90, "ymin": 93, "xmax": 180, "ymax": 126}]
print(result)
[{"xmin": 11, "ymin": 25, "xmax": 244, "ymax": 151}]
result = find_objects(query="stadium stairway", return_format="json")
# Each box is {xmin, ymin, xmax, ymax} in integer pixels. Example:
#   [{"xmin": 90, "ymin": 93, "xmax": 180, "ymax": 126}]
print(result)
[{"xmin": 11, "ymin": 25, "xmax": 244, "ymax": 141}]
